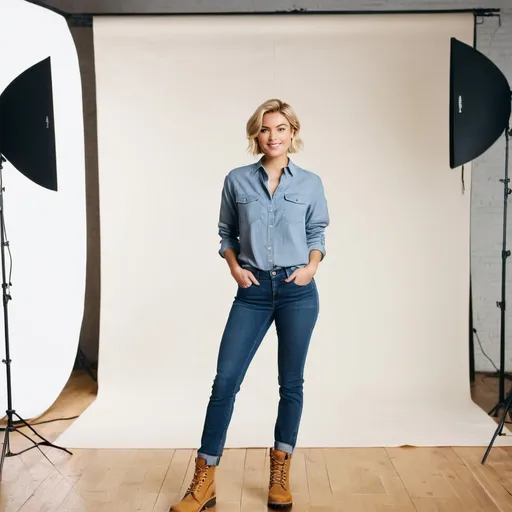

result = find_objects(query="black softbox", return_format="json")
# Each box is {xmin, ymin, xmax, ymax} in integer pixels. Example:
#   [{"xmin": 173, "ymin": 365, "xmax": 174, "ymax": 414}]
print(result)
[
  {"xmin": 0, "ymin": 56, "xmax": 57, "ymax": 191},
  {"xmin": 449, "ymin": 37, "xmax": 511, "ymax": 168}
]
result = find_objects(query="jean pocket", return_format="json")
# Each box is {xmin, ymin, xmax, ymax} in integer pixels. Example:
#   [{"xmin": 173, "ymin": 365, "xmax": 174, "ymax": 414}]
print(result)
[{"xmin": 291, "ymin": 278, "xmax": 313, "ymax": 288}]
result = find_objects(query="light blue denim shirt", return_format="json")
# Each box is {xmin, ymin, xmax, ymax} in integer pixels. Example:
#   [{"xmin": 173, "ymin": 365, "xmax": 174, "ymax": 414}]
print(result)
[{"xmin": 218, "ymin": 158, "xmax": 330, "ymax": 271}]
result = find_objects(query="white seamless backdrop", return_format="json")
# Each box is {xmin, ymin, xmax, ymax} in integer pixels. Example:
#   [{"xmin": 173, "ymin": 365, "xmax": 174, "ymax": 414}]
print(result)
[{"xmin": 57, "ymin": 12, "xmax": 512, "ymax": 449}]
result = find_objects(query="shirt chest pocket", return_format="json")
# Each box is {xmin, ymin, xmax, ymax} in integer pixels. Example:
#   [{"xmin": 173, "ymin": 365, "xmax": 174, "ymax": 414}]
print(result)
[
  {"xmin": 282, "ymin": 193, "xmax": 307, "ymax": 224},
  {"xmin": 236, "ymin": 194, "xmax": 263, "ymax": 225}
]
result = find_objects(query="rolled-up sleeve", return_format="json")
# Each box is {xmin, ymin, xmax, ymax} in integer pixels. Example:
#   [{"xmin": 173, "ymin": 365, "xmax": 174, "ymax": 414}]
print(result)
[
  {"xmin": 306, "ymin": 176, "xmax": 329, "ymax": 259},
  {"xmin": 218, "ymin": 174, "xmax": 240, "ymax": 258}
]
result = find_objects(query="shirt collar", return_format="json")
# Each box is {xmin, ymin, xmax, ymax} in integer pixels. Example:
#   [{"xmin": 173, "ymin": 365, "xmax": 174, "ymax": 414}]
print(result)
[{"xmin": 253, "ymin": 156, "xmax": 297, "ymax": 177}]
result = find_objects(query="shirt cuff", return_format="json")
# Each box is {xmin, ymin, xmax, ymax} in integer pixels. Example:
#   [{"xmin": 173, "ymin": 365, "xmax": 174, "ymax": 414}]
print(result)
[
  {"xmin": 219, "ymin": 239, "xmax": 240, "ymax": 258},
  {"xmin": 308, "ymin": 244, "xmax": 326, "ymax": 260}
]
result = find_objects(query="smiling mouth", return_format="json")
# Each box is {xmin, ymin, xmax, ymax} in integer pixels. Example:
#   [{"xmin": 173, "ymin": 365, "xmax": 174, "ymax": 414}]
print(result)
[{"xmin": 268, "ymin": 143, "xmax": 281, "ymax": 148}]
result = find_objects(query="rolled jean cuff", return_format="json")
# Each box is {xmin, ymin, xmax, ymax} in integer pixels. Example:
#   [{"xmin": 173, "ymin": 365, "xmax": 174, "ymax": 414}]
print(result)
[
  {"xmin": 274, "ymin": 441, "xmax": 294, "ymax": 455},
  {"xmin": 197, "ymin": 452, "xmax": 221, "ymax": 466}
]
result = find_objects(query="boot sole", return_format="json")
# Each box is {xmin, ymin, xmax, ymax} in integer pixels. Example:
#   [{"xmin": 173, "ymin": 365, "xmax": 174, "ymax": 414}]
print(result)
[
  {"xmin": 267, "ymin": 502, "xmax": 293, "ymax": 509},
  {"xmin": 201, "ymin": 497, "xmax": 217, "ymax": 510}
]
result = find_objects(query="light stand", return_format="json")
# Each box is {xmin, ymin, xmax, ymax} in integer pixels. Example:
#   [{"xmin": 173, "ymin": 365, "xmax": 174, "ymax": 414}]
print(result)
[
  {"xmin": 0, "ymin": 156, "xmax": 71, "ymax": 482},
  {"xmin": 482, "ymin": 126, "xmax": 512, "ymax": 464},
  {"xmin": 488, "ymin": 125, "xmax": 512, "ymax": 419},
  {"xmin": 449, "ymin": 37, "xmax": 512, "ymax": 464},
  {"xmin": 0, "ymin": 56, "xmax": 72, "ymax": 481}
]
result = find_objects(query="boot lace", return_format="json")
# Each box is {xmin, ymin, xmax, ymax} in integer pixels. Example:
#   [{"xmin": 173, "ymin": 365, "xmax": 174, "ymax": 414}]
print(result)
[
  {"xmin": 186, "ymin": 463, "xmax": 211, "ymax": 495},
  {"xmin": 269, "ymin": 457, "xmax": 288, "ymax": 488}
]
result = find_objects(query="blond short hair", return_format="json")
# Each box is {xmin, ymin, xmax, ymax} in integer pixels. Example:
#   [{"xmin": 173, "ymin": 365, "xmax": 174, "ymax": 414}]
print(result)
[{"xmin": 246, "ymin": 98, "xmax": 303, "ymax": 155}]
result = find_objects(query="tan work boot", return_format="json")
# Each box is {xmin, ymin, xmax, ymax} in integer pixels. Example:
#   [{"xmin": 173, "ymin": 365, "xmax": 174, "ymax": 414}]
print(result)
[
  {"xmin": 267, "ymin": 448, "xmax": 293, "ymax": 509},
  {"xmin": 169, "ymin": 457, "xmax": 216, "ymax": 512}
]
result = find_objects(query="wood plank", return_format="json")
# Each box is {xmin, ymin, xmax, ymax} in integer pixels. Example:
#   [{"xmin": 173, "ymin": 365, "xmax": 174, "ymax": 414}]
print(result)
[
  {"xmin": 290, "ymin": 448, "xmax": 311, "ymax": 511},
  {"xmin": 303, "ymin": 448, "xmax": 334, "ymax": 509},
  {"xmin": 215, "ymin": 448, "xmax": 246, "ymax": 511},
  {"xmin": 387, "ymin": 446, "xmax": 502, "ymax": 512},
  {"xmin": 153, "ymin": 449, "xmax": 192, "ymax": 512},
  {"xmin": 18, "ymin": 470, "xmax": 73, "ymax": 512},
  {"xmin": 454, "ymin": 446, "xmax": 512, "ymax": 512},
  {"xmin": 240, "ymin": 448, "xmax": 267, "ymax": 512},
  {"xmin": 324, "ymin": 447, "xmax": 416, "ymax": 511}
]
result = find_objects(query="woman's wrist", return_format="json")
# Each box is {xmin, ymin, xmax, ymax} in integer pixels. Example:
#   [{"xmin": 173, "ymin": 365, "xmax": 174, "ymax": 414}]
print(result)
[
  {"xmin": 305, "ymin": 262, "xmax": 319, "ymax": 275},
  {"xmin": 224, "ymin": 249, "xmax": 241, "ymax": 272},
  {"xmin": 307, "ymin": 250, "xmax": 322, "ymax": 272}
]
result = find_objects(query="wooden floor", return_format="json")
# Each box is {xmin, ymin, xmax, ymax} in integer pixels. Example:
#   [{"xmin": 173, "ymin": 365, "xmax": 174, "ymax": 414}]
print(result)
[{"xmin": 1, "ymin": 371, "xmax": 512, "ymax": 511}]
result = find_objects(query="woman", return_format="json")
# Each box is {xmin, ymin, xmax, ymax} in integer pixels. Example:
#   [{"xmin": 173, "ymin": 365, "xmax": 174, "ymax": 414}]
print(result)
[{"xmin": 170, "ymin": 98, "xmax": 329, "ymax": 512}]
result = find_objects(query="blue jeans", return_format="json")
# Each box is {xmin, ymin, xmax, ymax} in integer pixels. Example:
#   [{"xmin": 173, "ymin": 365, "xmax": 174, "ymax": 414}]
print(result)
[{"xmin": 198, "ymin": 266, "xmax": 319, "ymax": 465}]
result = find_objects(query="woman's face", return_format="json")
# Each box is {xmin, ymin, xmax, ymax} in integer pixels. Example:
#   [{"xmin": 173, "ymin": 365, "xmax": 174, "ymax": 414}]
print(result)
[{"xmin": 257, "ymin": 112, "xmax": 294, "ymax": 159}]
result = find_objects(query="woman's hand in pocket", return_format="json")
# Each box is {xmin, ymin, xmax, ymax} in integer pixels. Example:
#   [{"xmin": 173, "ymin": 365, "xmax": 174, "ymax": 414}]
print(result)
[
  {"xmin": 231, "ymin": 267, "xmax": 260, "ymax": 288},
  {"xmin": 285, "ymin": 265, "xmax": 316, "ymax": 286}
]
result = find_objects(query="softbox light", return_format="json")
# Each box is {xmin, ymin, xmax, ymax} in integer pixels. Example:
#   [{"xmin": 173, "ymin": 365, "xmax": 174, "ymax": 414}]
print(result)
[
  {"xmin": 0, "ymin": 56, "xmax": 57, "ymax": 191},
  {"xmin": 0, "ymin": 53, "xmax": 70, "ymax": 481},
  {"xmin": 449, "ymin": 36, "xmax": 512, "ymax": 464},
  {"xmin": 449, "ymin": 37, "xmax": 511, "ymax": 168}
]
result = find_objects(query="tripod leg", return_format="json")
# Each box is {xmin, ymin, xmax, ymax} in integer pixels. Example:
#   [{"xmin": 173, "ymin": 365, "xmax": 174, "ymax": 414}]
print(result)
[
  {"xmin": 0, "ymin": 423, "xmax": 9, "ymax": 481},
  {"xmin": 10, "ymin": 412, "xmax": 72, "ymax": 457},
  {"xmin": 482, "ymin": 389, "xmax": 512, "ymax": 464},
  {"xmin": 0, "ymin": 415, "xmax": 72, "ymax": 480},
  {"xmin": 10, "ymin": 426, "xmax": 70, "ymax": 472}
]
